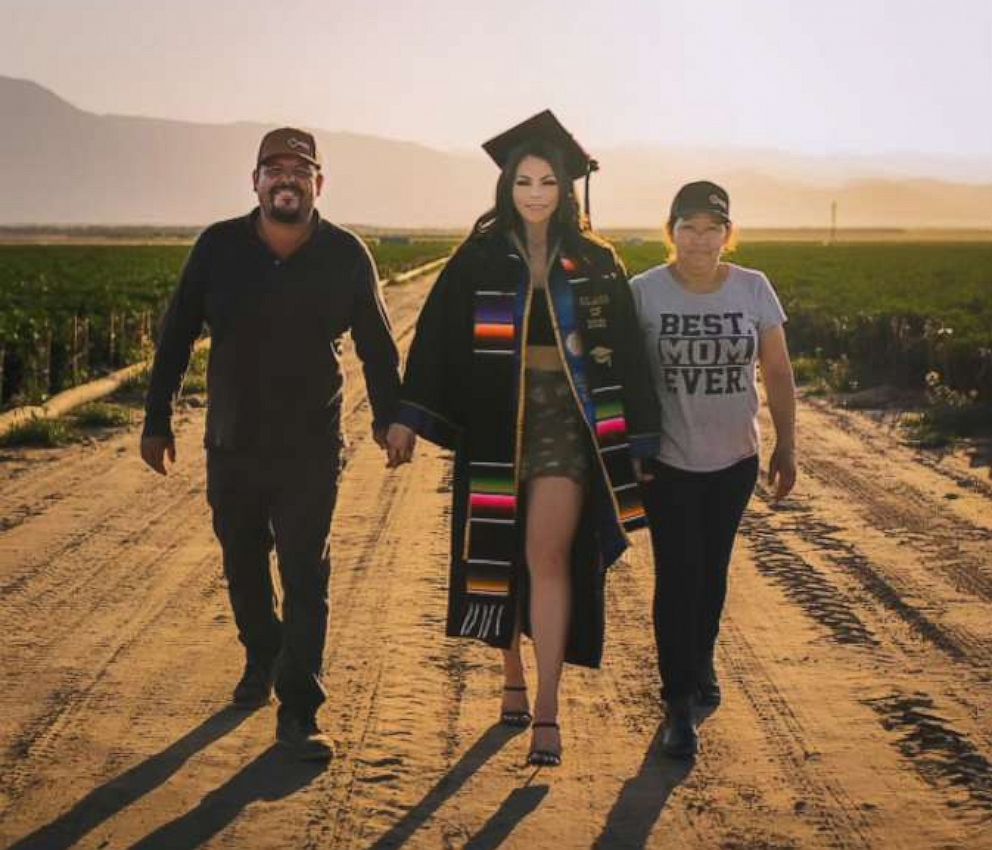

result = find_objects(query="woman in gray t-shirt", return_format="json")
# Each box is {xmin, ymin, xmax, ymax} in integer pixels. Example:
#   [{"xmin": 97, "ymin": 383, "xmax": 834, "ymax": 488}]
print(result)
[{"xmin": 629, "ymin": 180, "xmax": 797, "ymax": 759}]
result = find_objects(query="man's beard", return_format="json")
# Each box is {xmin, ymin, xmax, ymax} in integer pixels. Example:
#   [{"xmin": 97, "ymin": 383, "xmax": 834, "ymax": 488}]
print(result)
[{"xmin": 267, "ymin": 187, "xmax": 310, "ymax": 224}]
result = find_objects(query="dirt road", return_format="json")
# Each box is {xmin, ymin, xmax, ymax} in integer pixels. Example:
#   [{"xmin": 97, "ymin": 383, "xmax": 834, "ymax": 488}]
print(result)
[{"xmin": 1, "ymin": 270, "xmax": 990, "ymax": 849}]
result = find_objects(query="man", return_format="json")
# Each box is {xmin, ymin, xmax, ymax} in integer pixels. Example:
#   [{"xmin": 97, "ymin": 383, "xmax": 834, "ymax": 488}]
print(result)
[{"xmin": 140, "ymin": 127, "xmax": 401, "ymax": 760}]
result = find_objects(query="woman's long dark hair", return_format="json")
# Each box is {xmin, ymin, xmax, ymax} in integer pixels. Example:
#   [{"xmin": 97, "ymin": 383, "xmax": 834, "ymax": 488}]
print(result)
[{"xmin": 470, "ymin": 139, "xmax": 591, "ymax": 255}]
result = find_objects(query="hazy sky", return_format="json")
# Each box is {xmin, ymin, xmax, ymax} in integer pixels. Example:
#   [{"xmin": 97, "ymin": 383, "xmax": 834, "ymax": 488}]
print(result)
[{"xmin": 3, "ymin": 0, "xmax": 991, "ymax": 157}]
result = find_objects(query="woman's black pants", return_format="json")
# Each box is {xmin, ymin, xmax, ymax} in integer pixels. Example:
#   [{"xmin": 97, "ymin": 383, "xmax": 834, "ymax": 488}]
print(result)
[{"xmin": 640, "ymin": 454, "xmax": 758, "ymax": 703}]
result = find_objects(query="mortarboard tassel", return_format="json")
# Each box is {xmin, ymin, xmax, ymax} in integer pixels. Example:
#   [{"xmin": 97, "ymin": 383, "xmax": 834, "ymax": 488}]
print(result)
[{"xmin": 584, "ymin": 159, "xmax": 599, "ymax": 226}]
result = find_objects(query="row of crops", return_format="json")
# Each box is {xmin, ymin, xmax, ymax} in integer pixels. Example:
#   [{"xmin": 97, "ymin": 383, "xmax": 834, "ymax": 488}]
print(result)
[
  {"xmin": 2, "ymin": 239, "xmax": 990, "ymax": 413},
  {"xmin": 0, "ymin": 240, "xmax": 455, "ymax": 408},
  {"xmin": 618, "ymin": 241, "xmax": 992, "ymax": 404}
]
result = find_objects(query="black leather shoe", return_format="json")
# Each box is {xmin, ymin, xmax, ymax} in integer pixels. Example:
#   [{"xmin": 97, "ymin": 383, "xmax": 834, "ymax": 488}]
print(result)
[
  {"xmin": 696, "ymin": 656, "xmax": 721, "ymax": 708},
  {"xmin": 232, "ymin": 659, "xmax": 274, "ymax": 709},
  {"xmin": 661, "ymin": 697, "xmax": 699, "ymax": 759},
  {"xmin": 276, "ymin": 714, "xmax": 334, "ymax": 761}
]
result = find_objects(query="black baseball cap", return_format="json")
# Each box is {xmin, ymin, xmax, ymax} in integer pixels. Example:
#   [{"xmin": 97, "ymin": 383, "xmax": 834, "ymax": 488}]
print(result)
[
  {"xmin": 257, "ymin": 127, "xmax": 322, "ymax": 169},
  {"xmin": 482, "ymin": 110, "xmax": 598, "ymax": 180},
  {"xmin": 670, "ymin": 180, "xmax": 731, "ymax": 223}
]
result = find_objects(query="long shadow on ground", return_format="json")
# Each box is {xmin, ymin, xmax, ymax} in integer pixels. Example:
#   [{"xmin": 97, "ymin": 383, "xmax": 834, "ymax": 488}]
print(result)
[
  {"xmin": 592, "ymin": 721, "xmax": 695, "ymax": 850},
  {"xmin": 367, "ymin": 724, "xmax": 524, "ymax": 849},
  {"xmin": 8, "ymin": 707, "xmax": 251, "ymax": 850},
  {"xmin": 125, "ymin": 744, "xmax": 325, "ymax": 849},
  {"xmin": 462, "ymin": 784, "xmax": 550, "ymax": 849}
]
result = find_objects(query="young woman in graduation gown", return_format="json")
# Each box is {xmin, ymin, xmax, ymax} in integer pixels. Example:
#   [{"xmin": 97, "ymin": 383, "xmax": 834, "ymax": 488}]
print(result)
[{"xmin": 387, "ymin": 111, "xmax": 660, "ymax": 766}]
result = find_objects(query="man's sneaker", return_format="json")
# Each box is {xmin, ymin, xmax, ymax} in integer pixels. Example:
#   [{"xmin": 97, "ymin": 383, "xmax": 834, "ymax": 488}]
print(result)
[
  {"xmin": 661, "ymin": 696, "xmax": 699, "ymax": 759},
  {"xmin": 696, "ymin": 656, "xmax": 721, "ymax": 709},
  {"xmin": 232, "ymin": 660, "xmax": 274, "ymax": 709},
  {"xmin": 276, "ymin": 714, "xmax": 334, "ymax": 761}
]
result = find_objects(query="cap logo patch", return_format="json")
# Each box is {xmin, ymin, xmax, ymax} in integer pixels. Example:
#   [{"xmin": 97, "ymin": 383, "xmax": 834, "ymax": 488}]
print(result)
[
  {"xmin": 709, "ymin": 193, "xmax": 727, "ymax": 210},
  {"xmin": 287, "ymin": 137, "xmax": 312, "ymax": 153}
]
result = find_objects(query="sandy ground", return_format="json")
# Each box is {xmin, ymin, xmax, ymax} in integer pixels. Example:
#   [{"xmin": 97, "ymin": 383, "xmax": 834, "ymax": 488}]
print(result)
[{"xmin": 0, "ymin": 269, "xmax": 990, "ymax": 850}]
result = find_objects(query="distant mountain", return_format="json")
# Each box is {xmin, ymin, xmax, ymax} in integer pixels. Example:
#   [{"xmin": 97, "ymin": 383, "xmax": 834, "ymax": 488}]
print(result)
[
  {"xmin": 1, "ymin": 76, "xmax": 990, "ymax": 229},
  {"xmin": 0, "ymin": 76, "xmax": 492, "ymax": 228}
]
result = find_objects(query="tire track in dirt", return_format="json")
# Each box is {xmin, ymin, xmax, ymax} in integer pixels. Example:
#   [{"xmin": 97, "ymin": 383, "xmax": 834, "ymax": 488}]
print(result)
[
  {"xmin": 767, "ymin": 398, "xmax": 992, "ymax": 766},
  {"xmin": 0, "ymin": 452, "xmax": 222, "ymax": 817},
  {"xmin": 0, "ymin": 471, "xmax": 194, "ymax": 592},
  {"xmin": 864, "ymin": 692, "xmax": 992, "ymax": 820},
  {"xmin": 745, "ymin": 495, "xmax": 970, "ymax": 666},
  {"xmin": 0, "ymin": 482, "xmax": 205, "ymax": 646},
  {"xmin": 802, "ymin": 456, "xmax": 992, "ymax": 604},
  {"xmin": 738, "ymin": 487, "xmax": 992, "ymax": 823},
  {"xmin": 0, "ymin": 498, "xmax": 52, "ymax": 534},
  {"xmin": 720, "ymin": 620, "xmax": 877, "ymax": 849},
  {"xmin": 0, "ymin": 571, "xmax": 262, "ymax": 849},
  {"xmin": 755, "ymin": 493, "xmax": 990, "ymax": 668},
  {"xmin": 804, "ymin": 399, "xmax": 992, "ymax": 501},
  {"xmin": 738, "ymin": 510, "xmax": 880, "ymax": 650},
  {"xmin": 0, "ymin": 441, "xmax": 137, "ymax": 533},
  {"xmin": 0, "ymin": 548, "xmax": 218, "ymax": 810},
  {"xmin": 723, "ymin": 524, "xmax": 992, "ymax": 844},
  {"xmin": 0, "ymin": 426, "xmax": 207, "ymax": 586}
]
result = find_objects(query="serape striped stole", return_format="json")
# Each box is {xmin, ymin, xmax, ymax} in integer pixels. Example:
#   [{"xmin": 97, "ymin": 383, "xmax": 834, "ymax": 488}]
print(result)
[
  {"xmin": 460, "ymin": 285, "xmax": 519, "ymax": 640},
  {"xmin": 591, "ymin": 384, "xmax": 648, "ymax": 531},
  {"xmin": 558, "ymin": 254, "xmax": 648, "ymax": 533}
]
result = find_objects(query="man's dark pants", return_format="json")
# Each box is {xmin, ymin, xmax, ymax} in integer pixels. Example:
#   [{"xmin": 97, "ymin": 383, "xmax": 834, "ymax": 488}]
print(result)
[
  {"xmin": 640, "ymin": 454, "xmax": 759, "ymax": 703},
  {"xmin": 206, "ymin": 442, "xmax": 341, "ymax": 722}
]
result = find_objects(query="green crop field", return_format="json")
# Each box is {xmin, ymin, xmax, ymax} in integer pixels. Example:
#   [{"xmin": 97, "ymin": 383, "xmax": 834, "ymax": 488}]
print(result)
[
  {"xmin": 617, "ymin": 241, "xmax": 992, "ymax": 405},
  {"xmin": 3, "ymin": 238, "xmax": 990, "ymax": 430},
  {"xmin": 0, "ymin": 240, "xmax": 455, "ymax": 408}
]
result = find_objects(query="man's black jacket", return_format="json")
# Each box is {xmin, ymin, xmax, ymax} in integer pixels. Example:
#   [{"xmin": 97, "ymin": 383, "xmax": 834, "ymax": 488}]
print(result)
[{"xmin": 143, "ymin": 209, "xmax": 400, "ymax": 452}]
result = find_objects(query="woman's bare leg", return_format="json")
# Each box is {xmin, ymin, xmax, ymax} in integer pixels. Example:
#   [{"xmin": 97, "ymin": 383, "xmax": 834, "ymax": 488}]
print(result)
[
  {"xmin": 525, "ymin": 475, "xmax": 583, "ymax": 754},
  {"xmin": 500, "ymin": 628, "xmax": 528, "ymax": 715}
]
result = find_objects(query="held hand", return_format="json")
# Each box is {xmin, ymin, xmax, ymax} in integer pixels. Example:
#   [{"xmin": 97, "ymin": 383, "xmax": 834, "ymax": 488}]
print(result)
[
  {"xmin": 632, "ymin": 457, "xmax": 655, "ymax": 483},
  {"xmin": 768, "ymin": 443, "xmax": 797, "ymax": 502},
  {"xmin": 140, "ymin": 435, "xmax": 176, "ymax": 476},
  {"xmin": 373, "ymin": 424, "xmax": 389, "ymax": 450},
  {"xmin": 385, "ymin": 423, "xmax": 416, "ymax": 468}
]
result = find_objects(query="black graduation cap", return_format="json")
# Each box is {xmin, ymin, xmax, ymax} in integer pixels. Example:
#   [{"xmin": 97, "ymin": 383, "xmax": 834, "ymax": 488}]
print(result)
[{"xmin": 482, "ymin": 110, "xmax": 600, "ymax": 220}]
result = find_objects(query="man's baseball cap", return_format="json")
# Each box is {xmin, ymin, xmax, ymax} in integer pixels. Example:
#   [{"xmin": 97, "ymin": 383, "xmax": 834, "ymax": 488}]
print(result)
[
  {"xmin": 257, "ymin": 127, "xmax": 322, "ymax": 169},
  {"xmin": 670, "ymin": 180, "xmax": 731, "ymax": 223},
  {"xmin": 482, "ymin": 109, "xmax": 598, "ymax": 181}
]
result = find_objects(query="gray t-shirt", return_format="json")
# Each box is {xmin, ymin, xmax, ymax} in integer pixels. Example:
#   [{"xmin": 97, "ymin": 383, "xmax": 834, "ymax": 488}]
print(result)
[{"xmin": 630, "ymin": 263, "xmax": 787, "ymax": 472}]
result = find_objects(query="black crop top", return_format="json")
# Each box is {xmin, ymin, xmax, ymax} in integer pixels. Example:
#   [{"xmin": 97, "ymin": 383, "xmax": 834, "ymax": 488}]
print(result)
[{"xmin": 528, "ymin": 290, "xmax": 556, "ymax": 345}]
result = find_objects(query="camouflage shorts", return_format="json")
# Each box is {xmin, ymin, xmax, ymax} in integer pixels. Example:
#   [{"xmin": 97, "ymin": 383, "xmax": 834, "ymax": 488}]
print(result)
[{"xmin": 520, "ymin": 369, "xmax": 590, "ymax": 485}]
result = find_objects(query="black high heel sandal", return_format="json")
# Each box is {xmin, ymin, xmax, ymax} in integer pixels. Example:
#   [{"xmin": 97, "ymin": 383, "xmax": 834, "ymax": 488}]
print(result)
[
  {"xmin": 500, "ymin": 685, "xmax": 533, "ymax": 728},
  {"xmin": 527, "ymin": 721, "xmax": 562, "ymax": 767}
]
